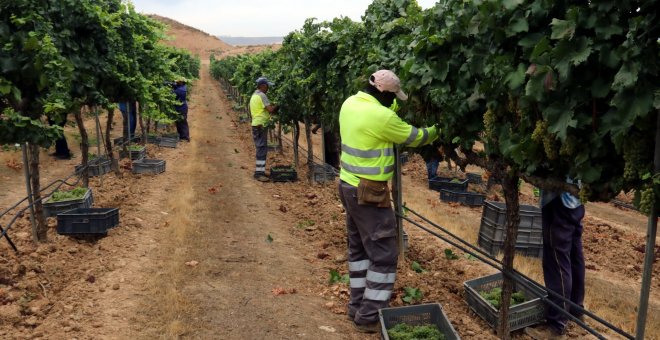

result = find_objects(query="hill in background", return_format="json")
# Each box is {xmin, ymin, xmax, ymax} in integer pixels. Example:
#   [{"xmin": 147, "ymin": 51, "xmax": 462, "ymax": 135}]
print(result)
[
  {"xmin": 218, "ymin": 36, "xmax": 283, "ymax": 46},
  {"xmin": 148, "ymin": 15, "xmax": 279, "ymax": 59},
  {"xmin": 148, "ymin": 14, "xmax": 233, "ymax": 59}
]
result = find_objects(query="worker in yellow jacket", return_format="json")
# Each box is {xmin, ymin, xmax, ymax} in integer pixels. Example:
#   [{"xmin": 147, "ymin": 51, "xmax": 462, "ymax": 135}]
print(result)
[
  {"xmin": 338, "ymin": 70, "xmax": 438, "ymax": 333},
  {"xmin": 250, "ymin": 77, "xmax": 278, "ymax": 182}
]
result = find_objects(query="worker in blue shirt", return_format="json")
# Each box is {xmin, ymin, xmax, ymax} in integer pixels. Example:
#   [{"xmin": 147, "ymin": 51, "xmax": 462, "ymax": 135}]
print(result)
[
  {"xmin": 173, "ymin": 80, "xmax": 190, "ymax": 141},
  {"xmin": 526, "ymin": 185, "xmax": 585, "ymax": 340},
  {"xmin": 118, "ymin": 100, "xmax": 137, "ymax": 139}
]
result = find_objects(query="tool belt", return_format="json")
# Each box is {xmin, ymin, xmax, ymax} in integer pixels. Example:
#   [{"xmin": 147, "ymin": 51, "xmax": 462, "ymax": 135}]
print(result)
[{"xmin": 357, "ymin": 178, "xmax": 391, "ymax": 208}]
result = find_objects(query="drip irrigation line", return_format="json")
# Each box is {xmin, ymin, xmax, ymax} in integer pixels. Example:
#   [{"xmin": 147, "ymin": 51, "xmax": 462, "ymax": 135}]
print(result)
[
  {"xmin": 403, "ymin": 204, "xmax": 632, "ymax": 338},
  {"xmin": 402, "ymin": 205, "xmax": 633, "ymax": 338},
  {"xmin": 280, "ymin": 134, "xmax": 340, "ymax": 175},
  {"xmin": 0, "ymin": 168, "xmax": 85, "ymax": 242},
  {"xmin": 398, "ymin": 207, "xmax": 633, "ymax": 339}
]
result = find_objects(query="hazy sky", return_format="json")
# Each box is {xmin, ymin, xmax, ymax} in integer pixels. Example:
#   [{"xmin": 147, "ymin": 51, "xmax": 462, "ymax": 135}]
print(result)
[{"xmin": 130, "ymin": 0, "xmax": 438, "ymax": 37}]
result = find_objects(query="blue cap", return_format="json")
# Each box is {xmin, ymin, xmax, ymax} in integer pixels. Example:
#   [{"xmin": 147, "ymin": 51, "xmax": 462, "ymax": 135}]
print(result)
[{"xmin": 256, "ymin": 77, "xmax": 274, "ymax": 87}]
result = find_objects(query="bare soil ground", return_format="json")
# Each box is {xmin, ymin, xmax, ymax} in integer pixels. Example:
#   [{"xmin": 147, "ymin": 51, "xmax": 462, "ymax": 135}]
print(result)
[{"xmin": 1, "ymin": 16, "xmax": 658, "ymax": 340}]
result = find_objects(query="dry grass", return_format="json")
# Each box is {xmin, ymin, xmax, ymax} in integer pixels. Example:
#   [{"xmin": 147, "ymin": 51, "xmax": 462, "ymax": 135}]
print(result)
[
  {"xmin": 138, "ymin": 139, "xmax": 203, "ymax": 339},
  {"xmin": 400, "ymin": 175, "xmax": 660, "ymax": 339}
]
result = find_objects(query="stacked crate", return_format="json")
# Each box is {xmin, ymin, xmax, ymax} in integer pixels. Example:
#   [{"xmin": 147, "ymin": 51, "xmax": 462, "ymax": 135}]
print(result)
[{"xmin": 478, "ymin": 201, "xmax": 543, "ymax": 257}]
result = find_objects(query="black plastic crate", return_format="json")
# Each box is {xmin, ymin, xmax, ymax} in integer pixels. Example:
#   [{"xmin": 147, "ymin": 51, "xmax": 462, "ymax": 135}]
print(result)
[
  {"xmin": 270, "ymin": 166, "xmax": 297, "ymax": 182},
  {"xmin": 144, "ymin": 135, "xmax": 160, "ymax": 144},
  {"xmin": 132, "ymin": 159, "xmax": 166, "ymax": 175},
  {"xmin": 43, "ymin": 188, "xmax": 94, "ymax": 217},
  {"xmin": 440, "ymin": 189, "xmax": 485, "ymax": 207},
  {"xmin": 478, "ymin": 218, "xmax": 543, "ymax": 245},
  {"xmin": 56, "ymin": 208, "xmax": 119, "ymax": 235},
  {"xmin": 399, "ymin": 151, "xmax": 409, "ymax": 165},
  {"xmin": 466, "ymin": 172, "xmax": 483, "ymax": 184},
  {"xmin": 481, "ymin": 201, "xmax": 542, "ymax": 229},
  {"xmin": 428, "ymin": 176, "xmax": 469, "ymax": 192},
  {"xmin": 267, "ymin": 143, "xmax": 282, "ymax": 152},
  {"xmin": 113, "ymin": 136, "xmax": 140, "ymax": 147},
  {"xmin": 119, "ymin": 147, "xmax": 146, "ymax": 160},
  {"xmin": 477, "ymin": 233, "xmax": 543, "ymax": 258},
  {"xmin": 464, "ymin": 273, "xmax": 546, "ymax": 332},
  {"xmin": 402, "ymin": 230, "xmax": 408, "ymax": 252},
  {"xmin": 158, "ymin": 136, "xmax": 178, "ymax": 148},
  {"xmin": 313, "ymin": 164, "xmax": 337, "ymax": 183},
  {"xmin": 75, "ymin": 156, "xmax": 112, "ymax": 177},
  {"xmin": 379, "ymin": 303, "xmax": 460, "ymax": 340}
]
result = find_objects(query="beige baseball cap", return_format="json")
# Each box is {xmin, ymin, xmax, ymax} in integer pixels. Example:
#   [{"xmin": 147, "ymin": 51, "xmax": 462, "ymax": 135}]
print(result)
[{"xmin": 369, "ymin": 70, "xmax": 408, "ymax": 101}]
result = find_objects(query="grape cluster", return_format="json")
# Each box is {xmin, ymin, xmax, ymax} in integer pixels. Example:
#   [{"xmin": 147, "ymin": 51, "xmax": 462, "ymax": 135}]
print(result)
[
  {"xmin": 638, "ymin": 187, "xmax": 655, "ymax": 215},
  {"xmin": 532, "ymin": 120, "xmax": 558, "ymax": 160},
  {"xmin": 483, "ymin": 108, "xmax": 496, "ymax": 140},
  {"xmin": 559, "ymin": 136, "xmax": 577, "ymax": 157},
  {"xmin": 622, "ymin": 137, "xmax": 649, "ymax": 182}
]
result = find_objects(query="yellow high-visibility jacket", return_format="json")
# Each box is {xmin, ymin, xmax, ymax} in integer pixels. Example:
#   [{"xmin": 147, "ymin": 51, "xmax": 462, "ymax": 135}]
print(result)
[
  {"xmin": 250, "ymin": 89, "xmax": 271, "ymax": 127},
  {"xmin": 339, "ymin": 91, "xmax": 438, "ymax": 187}
]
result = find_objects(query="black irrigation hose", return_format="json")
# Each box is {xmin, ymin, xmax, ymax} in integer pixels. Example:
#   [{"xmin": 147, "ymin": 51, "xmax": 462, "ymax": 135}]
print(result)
[
  {"xmin": 280, "ymin": 134, "xmax": 341, "ymax": 175},
  {"xmin": 0, "ymin": 168, "xmax": 85, "ymax": 241},
  {"xmin": 398, "ymin": 207, "xmax": 634, "ymax": 340},
  {"xmin": 402, "ymin": 205, "xmax": 634, "ymax": 339}
]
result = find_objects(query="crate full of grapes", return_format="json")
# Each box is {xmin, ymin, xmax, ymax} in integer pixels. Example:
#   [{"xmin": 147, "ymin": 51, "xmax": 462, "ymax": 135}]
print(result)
[
  {"xmin": 119, "ymin": 145, "xmax": 146, "ymax": 160},
  {"xmin": 428, "ymin": 176, "xmax": 468, "ymax": 192},
  {"xmin": 464, "ymin": 272, "xmax": 545, "ymax": 332},
  {"xmin": 379, "ymin": 303, "xmax": 460, "ymax": 340},
  {"xmin": 43, "ymin": 187, "xmax": 94, "ymax": 217},
  {"xmin": 270, "ymin": 165, "xmax": 297, "ymax": 182}
]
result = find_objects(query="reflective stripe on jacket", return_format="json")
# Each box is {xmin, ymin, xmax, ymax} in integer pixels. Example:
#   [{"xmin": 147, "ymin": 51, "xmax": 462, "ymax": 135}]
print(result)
[{"xmin": 339, "ymin": 91, "xmax": 438, "ymax": 187}]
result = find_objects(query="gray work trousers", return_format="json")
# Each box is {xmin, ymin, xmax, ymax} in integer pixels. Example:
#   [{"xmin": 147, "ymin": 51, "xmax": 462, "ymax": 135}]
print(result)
[
  {"xmin": 252, "ymin": 126, "xmax": 267, "ymax": 175},
  {"xmin": 338, "ymin": 180, "xmax": 398, "ymax": 325}
]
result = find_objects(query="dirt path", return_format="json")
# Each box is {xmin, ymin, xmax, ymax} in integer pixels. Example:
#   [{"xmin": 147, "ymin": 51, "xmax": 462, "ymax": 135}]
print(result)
[{"xmin": 84, "ymin": 64, "xmax": 358, "ymax": 339}]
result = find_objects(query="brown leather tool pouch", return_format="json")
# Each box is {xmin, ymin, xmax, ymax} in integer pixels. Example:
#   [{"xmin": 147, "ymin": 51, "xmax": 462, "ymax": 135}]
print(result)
[{"xmin": 357, "ymin": 179, "xmax": 391, "ymax": 208}]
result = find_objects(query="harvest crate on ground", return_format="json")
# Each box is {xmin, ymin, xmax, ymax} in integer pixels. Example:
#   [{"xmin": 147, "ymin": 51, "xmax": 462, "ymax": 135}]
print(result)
[
  {"xmin": 466, "ymin": 172, "xmax": 482, "ymax": 184},
  {"xmin": 312, "ymin": 163, "xmax": 337, "ymax": 183},
  {"xmin": 56, "ymin": 208, "xmax": 120, "ymax": 235},
  {"xmin": 481, "ymin": 201, "xmax": 542, "ymax": 230},
  {"xmin": 132, "ymin": 159, "xmax": 166, "ymax": 175},
  {"xmin": 158, "ymin": 136, "xmax": 179, "ymax": 148},
  {"xmin": 428, "ymin": 176, "xmax": 468, "ymax": 193},
  {"xmin": 399, "ymin": 151, "xmax": 409, "ymax": 165},
  {"xmin": 379, "ymin": 303, "xmax": 460, "ymax": 340},
  {"xmin": 478, "ymin": 200, "xmax": 543, "ymax": 256},
  {"xmin": 464, "ymin": 272, "xmax": 546, "ymax": 332},
  {"xmin": 74, "ymin": 156, "xmax": 112, "ymax": 177},
  {"xmin": 270, "ymin": 165, "xmax": 297, "ymax": 182},
  {"xmin": 477, "ymin": 233, "xmax": 543, "ymax": 258},
  {"xmin": 119, "ymin": 146, "xmax": 146, "ymax": 160},
  {"xmin": 43, "ymin": 188, "xmax": 94, "ymax": 217},
  {"xmin": 267, "ymin": 143, "xmax": 282, "ymax": 152},
  {"xmin": 439, "ymin": 189, "xmax": 485, "ymax": 207}
]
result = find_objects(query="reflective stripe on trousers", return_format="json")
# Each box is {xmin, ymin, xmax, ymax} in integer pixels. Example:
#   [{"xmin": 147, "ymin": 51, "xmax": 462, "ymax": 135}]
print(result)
[{"xmin": 338, "ymin": 180, "xmax": 398, "ymax": 324}]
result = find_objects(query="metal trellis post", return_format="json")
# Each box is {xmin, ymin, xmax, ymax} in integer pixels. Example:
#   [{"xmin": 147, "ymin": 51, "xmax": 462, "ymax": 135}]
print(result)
[
  {"xmin": 635, "ymin": 110, "xmax": 660, "ymax": 339},
  {"xmin": 393, "ymin": 147, "xmax": 404, "ymax": 258}
]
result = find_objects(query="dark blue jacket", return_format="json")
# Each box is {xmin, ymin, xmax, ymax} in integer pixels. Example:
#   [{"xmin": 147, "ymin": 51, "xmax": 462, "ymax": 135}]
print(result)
[{"xmin": 173, "ymin": 84, "xmax": 188, "ymax": 112}]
